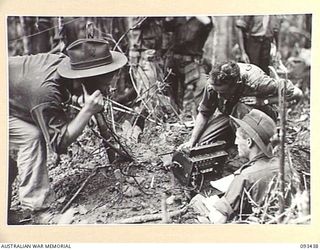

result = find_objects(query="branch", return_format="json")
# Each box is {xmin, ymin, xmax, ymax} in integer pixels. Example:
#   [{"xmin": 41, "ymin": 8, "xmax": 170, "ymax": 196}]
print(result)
[
  {"xmin": 114, "ymin": 206, "xmax": 188, "ymax": 224},
  {"xmin": 113, "ymin": 17, "xmax": 147, "ymax": 51},
  {"xmin": 61, "ymin": 167, "xmax": 102, "ymax": 213}
]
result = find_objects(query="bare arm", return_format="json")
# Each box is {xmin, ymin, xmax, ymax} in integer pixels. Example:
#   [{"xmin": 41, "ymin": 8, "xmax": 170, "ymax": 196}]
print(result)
[
  {"xmin": 236, "ymin": 27, "xmax": 250, "ymax": 63},
  {"xmin": 179, "ymin": 112, "xmax": 209, "ymax": 150},
  {"xmin": 189, "ymin": 112, "xmax": 209, "ymax": 146},
  {"xmin": 195, "ymin": 16, "xmax": 211, "ymax": 25},
  {"xmin": 59, "ymin": 85, "xmax": 104, "ymax": 152}
]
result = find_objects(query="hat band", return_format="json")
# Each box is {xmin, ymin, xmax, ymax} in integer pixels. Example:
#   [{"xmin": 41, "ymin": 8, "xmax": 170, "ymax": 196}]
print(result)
[
  {"xmin": 70, "ymin": 55, "xmax": 113, "ymax": 70},
  {"xmin": 243, "ymin": 115, "xmax": 271, "ymax": 145}
]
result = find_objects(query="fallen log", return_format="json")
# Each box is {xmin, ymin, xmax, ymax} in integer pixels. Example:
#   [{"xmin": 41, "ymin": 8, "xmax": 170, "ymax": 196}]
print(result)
[{"xmin": 114, "ymin": 206, "xmax": 188, "ymax": 224}]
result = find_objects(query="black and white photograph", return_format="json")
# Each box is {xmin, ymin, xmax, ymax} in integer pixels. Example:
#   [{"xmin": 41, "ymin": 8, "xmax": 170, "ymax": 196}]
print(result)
[{"xmin": 7, "ymin": 14, "xmax": 311, "ymax": 226}]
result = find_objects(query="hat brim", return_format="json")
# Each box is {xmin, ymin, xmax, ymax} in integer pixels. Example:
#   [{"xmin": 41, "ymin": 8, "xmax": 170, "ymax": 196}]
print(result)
[
  {"xmin": 57, "ymin": 51, "xmax": 128, "ymax": 79},
  {"xmin": 230, "ymin": 116, "xmax": 273, "ymax": 158}
]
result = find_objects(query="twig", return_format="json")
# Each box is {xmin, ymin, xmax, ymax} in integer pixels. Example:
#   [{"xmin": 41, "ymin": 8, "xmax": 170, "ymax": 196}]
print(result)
[
  {"xmin": 105, "ymin": 98, "xmax": 160, "ymax": 125},
  {"xmin": 133, "ymin": 67, "xmax": 162, "ymax": 121},
  {"xmin": 93, "ymin": 28, "xmax": 123, "ymax": 53},
  {"xmin": 261, "ymin": 175, "xmax": 279, "ymax": 222},
  {"xmin": 156, "ymin": 85, "xmax": 185, "ymax": 126},
  {"xmin": 61, "ymin": 167, "xmax": 102, "ymax": 213},
  {"xmin": 162, "ymin": 193, "xmax": 169, "ymax": 223},
  {"xmin": 118, "ymin": 168, "xmax": 153, "ymax": 195},
  {"xmin": 108, "ymin": 100, "xmax": 116, "ymax": 132},
  {"xmin": 90, "ymin": 128, "xmax": 132, "ymax": 161},
  {"xmin": 113, "ymin": 17, "xmax": 147, "ymax": 51},
  {"xmin": 241, "ymin": 179, "xmax": 262, "ymax": 212},
  {"xmin": 129, "ymin": 67, "xmax": 153, "ymax": 114},
  {"xmin": 243, "ymin": 189, "xmax": 259, "ymax": 208},
  {"xmin": 158, "ymin": 151, "xmax": 175, "ymax": 156},
  {"xmin": 266, "ymin": 209, "xmax": 291, "ymax": 224},
  {"xmin": 10, "ymin": 17, "xmax": 82, "ymax": 43},
  {"xmin": 239, "ymin": 188, "xmax": 246, "ymax": 221},
  {"xmin": 114, "ymin": 206, "xmax": 188, "ymax": 224}
]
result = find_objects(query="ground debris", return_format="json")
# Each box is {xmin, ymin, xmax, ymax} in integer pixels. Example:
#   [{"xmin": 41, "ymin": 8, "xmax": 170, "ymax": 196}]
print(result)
[
  {"xmin": 11, "ymin": 99, "xmax": 309, "ymax": 225},
  {"xmin": 114, "ymin": 206, "xmax": 188, "ymax": 224}
]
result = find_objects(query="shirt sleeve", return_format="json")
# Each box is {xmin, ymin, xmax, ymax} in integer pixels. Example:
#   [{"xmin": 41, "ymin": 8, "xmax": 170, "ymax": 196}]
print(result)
[
  {"xmin": 31, "ymin": 102, "xmax": 68, "ymax": 154},
  {"xmin": 244, "ymin": 64, "xmax": 299, "ymax": 100},
  {"xmin": 197, "ymin": 84, "xmax": 218, "ymax": 117},
  {"xmin": 30, "ymin": 83, "xmax": 69, "ymax": 154},
  {"xmin": 235, "ymin": 16, "xmax": 250, "ymax": 30}
]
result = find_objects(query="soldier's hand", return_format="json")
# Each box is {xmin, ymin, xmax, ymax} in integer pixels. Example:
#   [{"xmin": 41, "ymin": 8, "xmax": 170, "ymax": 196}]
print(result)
[
  {"xmin": 82, "ymin": 84, "xmax": 104, "ymax": 114},
  {"xmin": 239, "ymin": 96, "xmax": 264, "ymax": 106},
  {"xmin": 241, "ymin": 52, "xmax": 250, "ymax": 64},
  {"xmin": 76, "ymin": 94, "xmax": 85, "ymax": 107}
]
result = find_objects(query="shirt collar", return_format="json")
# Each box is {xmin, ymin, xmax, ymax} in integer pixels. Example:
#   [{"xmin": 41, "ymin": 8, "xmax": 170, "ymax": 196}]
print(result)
[{"xmin": 235, "ymin": 153, "xmax": 268, "ymax": 175}]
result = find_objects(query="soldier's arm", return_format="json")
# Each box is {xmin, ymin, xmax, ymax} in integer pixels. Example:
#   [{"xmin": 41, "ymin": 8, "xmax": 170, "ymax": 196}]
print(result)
[
  {"xmin": 178, "ymin": 111, "xmax": 209, "ymax": 151},
  {"xmin": 235, "ymin": 16, "xmax": 250, "ymax": 63},
  {"xmin": 59, "ymin": 85, "xmax": 104, "ymax": 151},
  {"xmin": 245, "ymin": 65, "xmax": 303, "ymax": 103},
  {"xmin": 195, "ymin": 16, "xmax": 211, "ymax": 25},
  {"xmin": 189, "ymin": 112, "xmax": 209, "ymax": 147}
]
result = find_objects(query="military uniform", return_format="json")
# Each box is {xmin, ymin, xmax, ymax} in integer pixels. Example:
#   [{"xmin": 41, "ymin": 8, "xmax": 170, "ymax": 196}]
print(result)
[
  {"xmin": 126, "ymin": 17, "xmax": 168, "ymax": 131},
  {"xmin": 213, "ymin": 154, "xmax": 287, "ymax": 220},
  {"xmin": 236, "ymin": 15, "xmax": 281, "ymax": 75},
  {"xmin": 9, "ymin": 53, "xmax": 69, "ymax": 211},
  {"xmin": 164, "ymin": 17, "xmax": 213, "ymax": 110},
  {"xmin": 196, "ymin": 63, "xmax": 298, "ymax": 145}
]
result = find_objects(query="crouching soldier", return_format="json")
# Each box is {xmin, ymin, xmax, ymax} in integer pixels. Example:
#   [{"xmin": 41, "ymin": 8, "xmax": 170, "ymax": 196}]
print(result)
[
  {"xmin": 178, "ymin": 61, "xmax": 302, "ymax": 150},
  {"xmin": 8, "ymin": 39, "xmax": 127, "ymax": 223}
]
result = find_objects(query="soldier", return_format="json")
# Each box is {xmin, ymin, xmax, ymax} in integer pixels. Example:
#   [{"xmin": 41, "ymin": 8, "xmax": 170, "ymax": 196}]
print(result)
[
  {"xmin": 192, "ymin": 109, "xmax": 290, "ymax": 223},
  {"xmin": 8, "ymin": 39, "xmax": 127, "ymax": 223},
  {"xmin": 125, "ymin": 17, "xmax": 169, "ymax": 140},
  {"xmin": 178, "ymin": 61, "xmax": 302, "ymax": 150},
  {"xmin": 236, "ymin": 15, "xmax": 282, "ymax": 75},
  {"xmin": 164, "ymin": 16, "xmax": 213, "ymax": 111}
]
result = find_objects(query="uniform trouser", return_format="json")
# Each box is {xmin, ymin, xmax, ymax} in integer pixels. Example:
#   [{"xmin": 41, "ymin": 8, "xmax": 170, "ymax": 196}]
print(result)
[
  {"xmin": 9, "ymin": 116, "xmax": 50, "ymax": 211},
  {"xmin": 169, "ymin": 59, "xmax": 207, "ymax": 111},
  {"xmin": 245, "ymin": 36, "xmax": 272, "ymax": 75},
  {"xmin": 197, "ymin": 114, "xmax": 235, "ymax": 146},
  {"xmin": 196, "ymin": 103, "xmax": 256, "ymax": 146}
]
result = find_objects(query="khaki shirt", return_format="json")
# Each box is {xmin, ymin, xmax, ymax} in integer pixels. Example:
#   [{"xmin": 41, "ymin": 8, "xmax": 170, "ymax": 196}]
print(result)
[
  {"xmin": 236, "ymin": 15, "xmax": 281, "ymax": 37},
  {"xmin": 213, "ymin": 154, "xmax": 282, "ymax": 219},
  {"xmin": 198, "ymin": 63, "xmax": 297, "ymax": 118},
  {"xmin": 9, "ymin": 53, "xmax": 69, "ymax": 154}
]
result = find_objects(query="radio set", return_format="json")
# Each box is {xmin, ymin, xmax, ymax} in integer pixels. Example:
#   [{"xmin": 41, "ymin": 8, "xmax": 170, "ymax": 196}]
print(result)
[{"xmin": 171, "ymin": 141, "xmax": 228, "ymax": 188}]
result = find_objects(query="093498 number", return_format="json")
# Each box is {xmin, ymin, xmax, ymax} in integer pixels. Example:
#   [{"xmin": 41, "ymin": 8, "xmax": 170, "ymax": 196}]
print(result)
[{"xmin": 300, "ymin": 244, "xmax": 319, "ymax": 248}]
